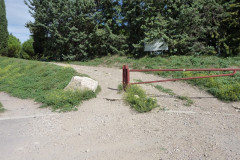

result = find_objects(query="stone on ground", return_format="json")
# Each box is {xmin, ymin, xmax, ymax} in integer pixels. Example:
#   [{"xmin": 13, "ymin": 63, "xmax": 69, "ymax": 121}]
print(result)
[{"xmin": 64, "ymin": 76, "xmax": 98, "ymax": 92}]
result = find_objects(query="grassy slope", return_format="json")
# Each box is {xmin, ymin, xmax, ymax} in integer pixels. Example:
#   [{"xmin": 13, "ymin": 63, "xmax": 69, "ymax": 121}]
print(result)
[
  {"xmin": 70, "ymin": 55, "xmax": 240, "ymax": 101},
  {"xmin": 0, "ymin": 56, "xmax": 98, "ymax": 111}
]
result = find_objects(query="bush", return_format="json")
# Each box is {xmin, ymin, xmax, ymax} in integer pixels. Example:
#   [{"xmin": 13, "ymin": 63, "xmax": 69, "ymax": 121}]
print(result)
[
  {"xmin": 42, "ymin": 89, "xmax": 96, "ymax": 112},
  {"xmin": 21, "ymin": 38, "xmax": 35, "ymax": 59},
  {"xmin": 0, "ymin": 102, "xmax": 5, "ymax": 113},
  {"xmin": 8, "ymin": 34, "xmax": 21, "ymax": 57},
  {"xmin": 124, "ymin": 85, "xmax": 159, "ymax": 113}
]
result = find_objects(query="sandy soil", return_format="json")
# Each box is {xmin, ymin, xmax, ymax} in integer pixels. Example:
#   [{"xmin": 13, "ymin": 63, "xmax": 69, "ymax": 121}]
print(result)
[{"xmin": 0, "ymin": 63, "xmax": 240, "ymax": 160}]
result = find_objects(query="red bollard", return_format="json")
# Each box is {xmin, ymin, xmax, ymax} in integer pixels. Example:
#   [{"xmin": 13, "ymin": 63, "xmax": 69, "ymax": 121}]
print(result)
[{"xmin": 122, "ymin": 65, "xmax": 130, "ymax": 91}]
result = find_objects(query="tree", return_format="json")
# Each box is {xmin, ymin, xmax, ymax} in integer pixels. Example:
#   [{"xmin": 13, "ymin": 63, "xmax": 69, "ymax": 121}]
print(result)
[
  {"xmin": 8, "ymin": 34, "xmax": 21, "ymax": 57},
  {"xmin": 160, "ymin": 0, "xmax": 225, "ymax": 55},
  {"xmin": 0, "ymin": 0, "xmax": 8, "ymax": 56},
  {"xmin": 220, "ymin": 0, "xmax": 240, "ymax": 56},
  {"xmin": 122, "ymin": 0, "xmax": 167, "ymax": 57},
  {"xmin": 25, "ymin": 0, "xmax": 126, "ymax": 60},
  {"xmin": 20, "ymin": 38, "xmax": 34, "ymax": 59},
  {"xmin": 24, "ymin": 0, "xmax": 239, "ymax": 58}
]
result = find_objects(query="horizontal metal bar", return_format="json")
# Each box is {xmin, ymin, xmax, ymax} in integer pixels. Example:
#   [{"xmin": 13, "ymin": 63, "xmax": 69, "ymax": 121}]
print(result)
[
  {"xmin": 131, "ymin": 70, "xmax": 237, "ymax": 85},
  {"xmin": 130, "ymin": 68, "xmax": 240, "ymax": 72}
]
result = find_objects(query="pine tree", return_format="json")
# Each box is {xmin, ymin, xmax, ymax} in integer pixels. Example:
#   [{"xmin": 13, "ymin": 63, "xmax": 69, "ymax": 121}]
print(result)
[
  {"xmin": 0, "ymin": 0, "xmax": 8, "ymax": 56},
  {"xmin": 25, "ymin": 0, "xmax": 126, "ymax": 60},
  {"xmin": 220, "ymin": 0, "xmax": 240, "ymax": 56},
  {"xmin": 24, "ymin": 0, "xmax": 238, "ymax": 58},
  {"xmin": 156, "ymin": 0, "xmax": 226, "ymax": 55},
  {"xmin": 122, "ymin": 0, "xmax": 167, "ymax": 57}
]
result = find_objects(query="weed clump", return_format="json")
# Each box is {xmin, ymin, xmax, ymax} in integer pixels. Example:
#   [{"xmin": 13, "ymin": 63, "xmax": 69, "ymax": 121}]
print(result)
[
  {"xmin": 117, "ymin": 84, "xmax": 123, "ymax": 94},
  {"xmin": 124, "ymin": 85, "xmax": 159, "ymax": 113},
  {"xmin": 0, "ymin": 102, "xmax": 5, "ymax": 113}
]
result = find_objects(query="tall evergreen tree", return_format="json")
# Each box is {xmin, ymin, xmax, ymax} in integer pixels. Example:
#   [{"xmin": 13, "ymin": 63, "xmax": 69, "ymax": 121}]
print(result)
[
  {"xmin": 220, "ymin": 0, "xmax": 240, "ymax": 56},
  {"xmin": 24, "ymin": 0, "xmax": 239, "ymax": 58},
  {"xmin": 0, "ymin": 0, "xmax": 8, "ymax": 56},
  {"xmin": 122, "ymin": 0, "xmax": 167, "ymax": 56},
  {"xmin": 25, "ymin": 0, "xmax": 126, "ymax": 60},
  {"xmin": 160, "ymin": 0, "xmax": 225, "ymax": 55}
]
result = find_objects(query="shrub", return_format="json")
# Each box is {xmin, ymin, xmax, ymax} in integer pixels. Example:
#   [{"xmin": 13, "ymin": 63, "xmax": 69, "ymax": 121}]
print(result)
[
  {"xmin": 21, "ymin": 38, "xmax": 34, "ymax": 59},
  {"xmin": 8, "ymin": 34, "xmax": 21, "ymax": 57},
  {"xmin": 124, "ymin": 85, "xmax": 159, "ymax": 113},
  {"xmin": 41, "ymin": 89, "xmax": 97, "ymax": 112},
  {"xmin": 0, "ymin": 102, "xmax": 5, "ymax": 113}
]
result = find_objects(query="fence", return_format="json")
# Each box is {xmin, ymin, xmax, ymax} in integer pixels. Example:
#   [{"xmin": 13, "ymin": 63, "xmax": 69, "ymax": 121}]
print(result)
[{"xmin": 122, "ymin": 65, "xmax": 240, "ymax": 90}]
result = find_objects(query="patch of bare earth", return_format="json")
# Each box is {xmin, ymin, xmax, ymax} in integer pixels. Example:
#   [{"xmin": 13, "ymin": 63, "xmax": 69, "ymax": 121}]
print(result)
[{"xmin": 0, "ymin": 63, "xmax": 239, "ymax": 160}]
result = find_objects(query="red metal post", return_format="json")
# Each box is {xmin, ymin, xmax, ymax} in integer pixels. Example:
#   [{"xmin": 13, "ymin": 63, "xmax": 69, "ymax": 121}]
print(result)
[{"xmin": 122, "ymin": 65, "xmax": 130, "ymax": 90}]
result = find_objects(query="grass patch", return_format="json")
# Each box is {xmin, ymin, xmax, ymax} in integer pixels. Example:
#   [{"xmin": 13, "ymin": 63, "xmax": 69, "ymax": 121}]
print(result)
[
  {"xmin": 70, "ymin": 55, "xmax": 240, "ymax": 102},
  {"xmin": 0, "ymin": 102, "xmax": 5, "ymax": 113},
  {"xmin": 0, "ymin": 56, "xmax": 99, "ymax": 112},
  {"xmin": 176, "ymin": 96, "xmax": 194, "ymax": 106},
  {"xmin": 154, "ymin": 85, "xmax": 175, "ymax": 96},
  {"xmin": 117, "ymin": 84, "xmax": 123, "ymax": 94},
  {"xmin": 124, "ymin": 85, "xmax": 159, "ymax": 113},
  {"xmin": 134, "ymin": 79, "xmax": 193, "ymax": 106},
  {"xmin": 151, "ymin": 84, "xmax": 193, "ymax": 106}
]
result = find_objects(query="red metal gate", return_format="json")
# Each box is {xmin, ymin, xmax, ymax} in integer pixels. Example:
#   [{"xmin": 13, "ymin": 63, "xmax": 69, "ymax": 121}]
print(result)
[{"xmin": 122, "ymin": 65, "xmax": 240, "ymax": 90}]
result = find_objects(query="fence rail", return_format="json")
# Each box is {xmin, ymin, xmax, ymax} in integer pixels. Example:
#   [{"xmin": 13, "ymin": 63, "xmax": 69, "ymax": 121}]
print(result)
[{"xmin": 122, "ymin": 65, "xmax": 240, "ymax": 90}]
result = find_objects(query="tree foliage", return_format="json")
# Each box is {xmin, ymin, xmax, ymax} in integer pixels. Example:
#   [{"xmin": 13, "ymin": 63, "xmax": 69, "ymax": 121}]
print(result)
[
  {"xmin": 220, "ymin": 0, "xmax": 240, "ymax": 56},
  {"xmin": 21, "ymin": 38, "xmax": 34, "ymax": 59},
  {"xmin": 0, "ymin": 0, "xmax": 8, "ymax": 56},
  {"xmin": 122, "ymin": 1, "xmax": 167, "ymax": 57},
  {"xmin": 25, "ymin": 0, "xmax": 126, "ymax": 60},
  {"xmin": 25, "ymin": 0, "xmax": 240, "ymax": 59},
  {"xmin": 8, "ymin": 34, "xmax": 21, "ymax": 58}
]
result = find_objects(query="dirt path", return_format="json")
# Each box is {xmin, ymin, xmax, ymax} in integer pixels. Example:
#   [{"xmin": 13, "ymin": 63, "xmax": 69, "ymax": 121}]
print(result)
[{"xmin": 0, "ymin": 63, "xmax": 240, "ymax": 160}]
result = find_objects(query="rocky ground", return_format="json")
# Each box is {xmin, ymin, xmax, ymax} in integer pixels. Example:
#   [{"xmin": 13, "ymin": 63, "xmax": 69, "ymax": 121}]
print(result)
[{"xmin": 0, "ymin": 63, "xmax": 239, "ymax": 160}]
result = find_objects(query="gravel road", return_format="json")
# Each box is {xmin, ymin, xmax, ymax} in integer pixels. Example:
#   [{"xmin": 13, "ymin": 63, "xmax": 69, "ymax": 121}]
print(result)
[{"xmin": 0, "ymin": 63, "xmax": 240, "ymax": 160}]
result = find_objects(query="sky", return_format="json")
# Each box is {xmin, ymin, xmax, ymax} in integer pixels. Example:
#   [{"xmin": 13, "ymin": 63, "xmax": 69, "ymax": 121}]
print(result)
[{"xmin": 5, "ymin": 0, "xmax": 33, "ymax": 43}]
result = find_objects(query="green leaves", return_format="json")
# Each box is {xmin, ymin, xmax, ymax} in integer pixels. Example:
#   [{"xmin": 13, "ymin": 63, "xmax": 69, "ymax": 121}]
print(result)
[
  {"xmin": 24, "ymin": 0, "xmax": 239, "ymax": 58},
  {"xmin": 21, "ymin": 38, "xmax": 34, "ymax": 59},
  {"xmin": 25, "ymin": 0, "xmax": 126, "ymax": 60},
  {"xmin": 8, "ymin": 34, "xmax": 21, "ymax": 58},
  {"xmin": 125, "ymin": 85, "xmax": 159, "ymax": 113},
  {"xmin": 0, "ymin": 0, "xmax": 8, "ymax": 56},
  {"xmin": 219, "ymin": 1, "xmax": 240, "ymax": 56}
]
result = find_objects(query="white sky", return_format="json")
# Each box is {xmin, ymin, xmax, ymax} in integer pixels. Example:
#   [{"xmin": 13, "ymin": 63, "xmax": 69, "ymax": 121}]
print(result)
[{"xmin": 5, "ymin": 0, "xmax": 33, "ymax": 43}]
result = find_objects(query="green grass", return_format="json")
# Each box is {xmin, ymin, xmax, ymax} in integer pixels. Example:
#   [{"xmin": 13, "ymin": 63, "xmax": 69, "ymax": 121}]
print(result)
[
  {"xmin": 147, "ymin": 83, "xmax": 193, "ymax": 106},
  {"xmin": 69, "ymin": 55, "xmax": 240, "ymax": 102},
  {"xmin": 154, "ymin": 85, "xmax": 175, "ymax": 96},
  {"xmin": 117, "ymin": 84, "xmax": 123, "ymax": 94},
  {"xmin": 0, "ymin": 56, "xmax": 99, "ymax": 112},
  {"xmin": 176, "ymin": 96, "xmax": 194, "ymax": 106},
  {"xmin": 0, "ymin": 102, "xmax": 5, "ymax": 113},
  {"xmin": 134, "ymin": 80, "xmax": 193, "ymax": 106},
  {"xmin": 124, "ymin": 85, "xmax": 159, "ymax": 113}
]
